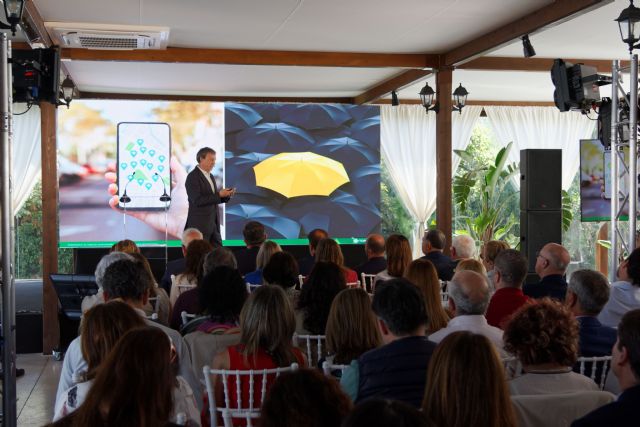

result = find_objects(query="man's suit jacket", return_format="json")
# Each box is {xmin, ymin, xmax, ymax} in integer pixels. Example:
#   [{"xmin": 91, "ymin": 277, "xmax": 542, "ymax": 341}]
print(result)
[
  {"xmin": 184, "ymin": 167, "xmax": 228, "ymax": 246},
  {"xmin": 577, "ymin": 316, "xmax": 617, "ymax": 357},
  {"xmin": 421, "ymin": 251, "xmax": 455, "ymax": 281},
  {"xmin": 354, "ymin": 256, "xmax": 387, "ymax": 278},
  {"xmin": 523, "ymin": 274, "xmax": 568, "ymax": 301},
  {"xmin": 571, "ymin": 384, "xmax": 640, "ymax": 427}
]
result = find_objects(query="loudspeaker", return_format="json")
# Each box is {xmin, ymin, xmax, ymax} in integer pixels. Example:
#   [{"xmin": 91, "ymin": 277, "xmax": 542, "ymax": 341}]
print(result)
[
  {"xmin": 520, "ymin": 210, "xmax": 562, "ymax": 271},
  {"xmin": 520, "ymin": 149, "xmax": 562, "ymax": 210}
]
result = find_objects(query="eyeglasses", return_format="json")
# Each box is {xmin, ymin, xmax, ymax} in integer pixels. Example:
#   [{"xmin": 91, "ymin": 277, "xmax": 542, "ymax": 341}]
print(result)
[{"xmin": 536, "ymin": 251, "xmax": 549, "ymax": 263}]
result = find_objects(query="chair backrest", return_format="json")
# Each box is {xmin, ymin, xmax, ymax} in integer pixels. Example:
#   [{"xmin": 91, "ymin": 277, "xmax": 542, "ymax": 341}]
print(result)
[
  {"xmin": 576, "ymin": 355, "xmax": 612, "ymax": 390},
  {"xmin": 346, "ymin": 281, "xmax": 361, "ymax": 289},
  {"xmin": 202, "ymin": 362, "xmax": 299, "ymax": 427},
  {"xmin": 501, "ymin": 356, "xmax": 523, "ymax": 379},
  {"xmin": 440, "ymin": 290, "xmax": 449, "ymax": 306},
  {"xmin": 297, "ymin": 275, "xmax": 306, "ymax": 289},
  {"xmin": 181, "ymin": 310, "xmax": 196, "ymax": 327},
  {"xmin": 293, "ymin": 334, "xmax": 326, "ymax": 366},
  {"xmin": 321, "ymin": 360, "xmax": 349, "ymax": 377},
  {"xmin": 177, "ymin": 283, "xmax": 196, "ymax": 293},
  {"xmin": 360, "ymin": 273, "xmax": 376, "ymax": 294},
  {"xmin": 246, "ymin": 283, "xmax": 261, "ymax": 293}
]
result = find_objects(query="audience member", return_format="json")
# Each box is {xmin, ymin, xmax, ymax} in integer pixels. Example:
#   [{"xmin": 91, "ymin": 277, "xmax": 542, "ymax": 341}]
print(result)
[
  {"xmin": 54, "ymin": 301, "xmax": 146, "ymax": 421},
  {"xmin": 572, "ymin": 309, "xmax": 640, "ymax": 427},
  {"xmin": 298, "ymin": 228, "xmax": 328, "ymax": 276},
  {"xmin": 420, "ymin": 229, "xmax": 455, "ymax": 281},
  {"xmin": 160, "ymin": 228, "xmax": 203, "ymax": 293},
  {"xmin": 481, "ymin": 240, "xmax": 510, "ymax": 289},
  {"xmin": 81, "ymin": 252, "xmax": 132, "ymax": 314},
  {"xmin": 56, "ymin": 259, "xmax": 201, "ymax": 409},
  {"xmin": 404, "ymin": 259, "xmax": 450, "ymax": 334},
  {"xmin": 523, "ymin": 242, "xmax": 570, "ymax": 301},
  {"xmin": 109, "ymin": 239, "xmax": 139, "ymax": 254},
  {"xmin": 450, "ymin": 234, "xmax": 476, "ymax": 261},
  {"xmin": 422, "ymin": 332, "xmax": 517, "ymax": 427},
  {"xmin": 234, "ymin": 221, "xmax": 267, "ymax": 275},
  {"xmin": 50, "ymin": 327, "xmax": 192, "ymax": 427},
  {"xmin": 429, "ymin": 271, "xmax": 504, "ymax": 353},
  {"xmin": 170, "ymin": 246, "xmax": 236, "ymax": 330},
  {"xmin": 374, "ymin": 234, "xmax": 412, "ymax": 283},
  {"xmin": 315, "ymin": 238, "xmax": 358, "ymax": 283},
  {"xmin": 485, "ymin": 249, "xmax": 530, "ymax": 328},
  {"xmin": 129, "ymin": 252, "xmax": 171, "ymax": 326},
  {"xmin": 263, "ymin": 251, "xmax": 301, "ymax": 306},
  {"xmin": 184, "ymin": 266, "xmax": 247, "ymax": 378},
  {"xmin": 341, "ymin": 278, "xmax": 435, "ymax": 407},
  {"xmin": 566, "ymin": 269, "xmax": 616, "ymax": 357},
  {"xmin": 297, "ymin": 262, "xmax": 347, "ymax": 334},
  {"xmin": 325, "ymin": 288, "xmax": 381, "ymax": 368},
  {"xmin": 354, "ymin": 234, "xmax": 387, "ymax": 278},
  {"xmin": 455, "ymin": 258, "xmax": 487, "ymax": 276},
  {"xmin": 504, "ymin": 299, "xmax": 599, "ymax": 395},
  {"xmin": 260, "ymin": 369, "xmax": 352, "ymax": 427},
  {"xmin": 244, "ymin": 240, "xmax": 281, "ymax": 285},
  {"xmin": 599, "ymin": 248, "xmax": 640, "ymax": 327},
  {"xmin": 341, "ymin": 399, "xmax": 428, "ymax": 427},
  {"xmin": 169, "ymin": 239, "xmax": 213, "ymax": 306}
]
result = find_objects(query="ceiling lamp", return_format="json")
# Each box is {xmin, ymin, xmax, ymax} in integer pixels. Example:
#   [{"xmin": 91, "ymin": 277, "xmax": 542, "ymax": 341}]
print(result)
[
  {"xmin": 0, "ymin": 0, "xmax": 24, "ymax": 36},
  {"xmin": 616, "ymin": 0, "xmax": 640, "ymax": 52},
  {"xmin": 453, "ymin": 83, "xmax": 469, "ymax": 114},
  {"xmin": 419, "ymin": 82, "xmax": 439, "ymax": 114},
  {"xmin": 59, "ymin": 75, "xmax": 76, "ymax": 108},
  {"xmin": 391, "ymin": 90, "xmax": 399, "ymax": 106},
  {"xmin": 522, "ymin": 34, "xmax": 536, "ymax": 58}
]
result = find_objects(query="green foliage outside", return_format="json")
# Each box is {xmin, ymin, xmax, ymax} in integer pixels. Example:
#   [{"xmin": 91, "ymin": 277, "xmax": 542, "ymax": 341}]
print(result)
[{"xmin": 380, "ymin": 159, "xmax": 414, "ymax": 238}]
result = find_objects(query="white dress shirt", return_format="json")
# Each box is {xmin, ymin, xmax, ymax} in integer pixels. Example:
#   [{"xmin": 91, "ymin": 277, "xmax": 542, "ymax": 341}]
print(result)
[
  {"xmin": 428, "ymin": 314, "xmax": 505, "ymax": 354},
  {"xmin": 197, "ymin": 165, "xmax": 216, "ymax": 193},
  {"xmin": 598, "ymin": 280, "xmax": 640, "ymax": 328}
]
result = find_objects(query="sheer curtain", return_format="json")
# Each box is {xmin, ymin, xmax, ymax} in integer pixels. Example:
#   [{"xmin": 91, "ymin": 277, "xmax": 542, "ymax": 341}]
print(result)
[
  {"xmin": 381, "ymin": 105, "xmax": 482, "ymax": 257},
  {"xmin": 483, "ymin": 106, "xmax": 596, "ymax": 190},
  {"xmin": 12, "ymin": 105, "xmax": 41, "ymax": 215}
]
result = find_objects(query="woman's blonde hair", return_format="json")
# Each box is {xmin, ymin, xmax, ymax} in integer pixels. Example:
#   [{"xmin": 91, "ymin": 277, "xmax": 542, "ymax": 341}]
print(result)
[
  {"xmin": 325, "ymin": 288, "xmax": 381, "ymax": 364},
  {"xmin": 404, "ymin": 259, "xmax": 450, "ymax": 334},
  {"xmin": 256, "ymin": 240, "xmax": 282, "ymax": 270},
  {"xmin": 422, "ymin": 332, "xmax": 517, "ymax": 427},
  {"xmin": 481, "ymin": 240, "xmax": 510, "ymax": 267},
  {"xmin": 385, "ymin": 234, "xmax": 412, "ymax": 277},
  {"xmin": 455, "ymin": 258, "xmax": 487, "ymax": 276},
  {"xmin": 315, "ymin": 238, "xmax": 345, "ymax": 268},
  {"xmin": 110, "ymin": 239, "xmax": 139, "ymax": 254},
  {"xmin": 240, "ymin": 285, "xmax": 299, "ymax": 366}
]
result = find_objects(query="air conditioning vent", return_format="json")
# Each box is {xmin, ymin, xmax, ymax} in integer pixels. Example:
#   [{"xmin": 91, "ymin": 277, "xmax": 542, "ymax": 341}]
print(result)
[{"xmin": 45, "ymin": 22, "xmax": 170, "ymax": 50}]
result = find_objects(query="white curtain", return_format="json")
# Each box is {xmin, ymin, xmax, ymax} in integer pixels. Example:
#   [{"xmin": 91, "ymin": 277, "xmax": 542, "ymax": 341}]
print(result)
[
  {"xmin": 381, "ymin": 105, "xmax": 482, "ymax": 257},
  {"xmin": 483, "ymin": 106, "xmax": 596, "ymax": 190},
  {"xmin": 12, "ymin": 105, "xmax": 41, "ymax": 216}
]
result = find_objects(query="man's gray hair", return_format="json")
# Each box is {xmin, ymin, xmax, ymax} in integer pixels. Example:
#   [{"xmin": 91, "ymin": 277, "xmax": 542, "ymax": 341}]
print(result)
[
  {"xmin": 203, "ymin": 247, "xmax": 237, "ymax": 275},
  {"xmin": 94, "ymin": 251, "xmax": 133, "ymax": 288},
  {"xmin": 452, "ymin": 235, "xmax": 476, "ymax": 258},
  {"xmin": 182, "ymin": 228, "xmax": 203, "ymax": 247},
  {"xmin": 568, "ymin": 269, "xmax": 610, "ymax": 315},
  {"xmin": 448, "ymin": 273, "xmax": 491, "ymax": 315}
]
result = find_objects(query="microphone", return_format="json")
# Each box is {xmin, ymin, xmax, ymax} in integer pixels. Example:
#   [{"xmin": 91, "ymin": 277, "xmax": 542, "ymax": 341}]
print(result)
[
  {"xmin": 155, "ymin": 173, "xmax": 171, "ymax": 202},
  {"xmin": 120, "ymin": 171, "xmax": 135, "ymax": 204}
]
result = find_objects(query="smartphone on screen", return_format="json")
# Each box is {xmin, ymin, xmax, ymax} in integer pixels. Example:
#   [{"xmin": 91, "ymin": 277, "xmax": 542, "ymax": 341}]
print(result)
[{"xmin": 117, "ymin": 122, "xmax": 171, "ymax": 210}]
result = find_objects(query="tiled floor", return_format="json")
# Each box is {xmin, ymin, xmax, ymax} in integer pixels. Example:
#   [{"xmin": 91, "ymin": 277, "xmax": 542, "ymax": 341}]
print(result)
[{"xmin": 12, "ymin": 353, "xmax": 61, "ymax": 426}]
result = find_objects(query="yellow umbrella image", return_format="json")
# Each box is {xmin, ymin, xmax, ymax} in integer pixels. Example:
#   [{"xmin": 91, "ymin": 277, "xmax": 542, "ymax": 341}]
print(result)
[{"xmin": 253, "ymin": 152, "xmax": 350, "ymax": 198}]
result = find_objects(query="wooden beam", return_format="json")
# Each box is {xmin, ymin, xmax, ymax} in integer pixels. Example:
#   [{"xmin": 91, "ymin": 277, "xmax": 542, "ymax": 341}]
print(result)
[
  {"xmin": 444, "ymin": 0, "xmax": 614, "ymax": 66},
  {"xmin": 40, "ymin": 101, "xmax": 59, "ymax": 355},
  {"xmin": 354, "ymin": 69, "xmax": 434, "ymax": 105},
  {"xmin": 376, "ymin": 99, "xmax": 555, "ymax": 107},
  {"xmin": 21, "ymin": 0, "xmax": 53, "ymax": 48},
  {"xmin": 79, "ymin": 91, "xmax": 354, "ymax": 104},
  {"xmin": 61, "ymin": 47, "xmax": 437, "ymax": 69},
  {"xmin": 461, "ymin": 56, "xmax": 627, "ymax": 73},
  {"xmin": 436, "ymin": 69, "xmax": 453, "ymax": 255}
]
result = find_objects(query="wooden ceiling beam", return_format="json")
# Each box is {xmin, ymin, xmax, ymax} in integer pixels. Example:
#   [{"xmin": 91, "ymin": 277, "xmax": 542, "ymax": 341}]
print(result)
[
  {"xmin": 353, "ymin": 68, "xmax": 434, "ymax": 105},
  {"xmin": 78, "ymin": 91, "xmax": 355, "ymax": 104},
  {"xmin": 60, "ymin": 47, "xmax": 438, "ymax": 69},
  {"xmin": 375, "ymin": 99, "xmax": 555, "ymax": 107},
  {"xmin": 460, "ymin": 56, "xmax": 627, "ymax": 73}
]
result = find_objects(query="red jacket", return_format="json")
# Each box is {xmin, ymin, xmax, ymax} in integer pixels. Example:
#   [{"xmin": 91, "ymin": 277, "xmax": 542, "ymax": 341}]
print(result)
[{"xmin": 485, "ymin": 287, "xmax": 530, "ymax": 329}]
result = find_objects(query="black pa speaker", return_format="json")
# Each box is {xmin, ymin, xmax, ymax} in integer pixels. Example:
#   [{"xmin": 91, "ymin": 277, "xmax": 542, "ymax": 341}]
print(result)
[
  {"xmin": 520, "ymin": 149, "xmax": 562, "ymax": 210},
  {"xmin": 520, "ymin": 210, "xmax": 562, "ymax": 272}
]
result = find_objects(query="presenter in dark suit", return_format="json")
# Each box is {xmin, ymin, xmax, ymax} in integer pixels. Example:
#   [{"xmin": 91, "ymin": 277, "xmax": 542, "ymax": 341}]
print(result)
[{"xmin": 184, "ymin": 147, "xmax": 234, "ymax": 247}]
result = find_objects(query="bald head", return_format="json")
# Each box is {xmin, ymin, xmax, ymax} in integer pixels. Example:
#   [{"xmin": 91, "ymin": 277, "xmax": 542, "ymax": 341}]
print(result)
[
  {"xmin": 365, "ymin": 234, "xmax": 385, "ymax": 258},
  {"xmin": 536, "ymin": 243, "xmax": 570, "ymax": 278},
  {"xmin": 448, "ymin": 270, "xmax": 491, "ymax": 316},
  {"xmin": 451, "ymin": 235, "xmax": 476, "ymax": 260}
]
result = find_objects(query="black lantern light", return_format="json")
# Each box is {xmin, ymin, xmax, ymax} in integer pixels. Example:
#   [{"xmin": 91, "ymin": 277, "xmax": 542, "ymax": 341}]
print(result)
[
  {"xmin": 616, "ymin": 0, "xmax": 640, "ymax": 52},
  {"xmin": 59, "ymin": 75, "xmax": 76, "ymax": 108},
  {"xmin": 452, "ymin": 83, "xmax": 469, "ymax": 113},
  {"xmin": 391, "ymin": 90, "xmax": 399, "ymax": 106},
  {"xmin": 419, "ymin": 81, "xmax": 439, "ymax": 114},
  {"xmin": 0, "ymin": 0, "xmax": 25, "ymax": 36}
]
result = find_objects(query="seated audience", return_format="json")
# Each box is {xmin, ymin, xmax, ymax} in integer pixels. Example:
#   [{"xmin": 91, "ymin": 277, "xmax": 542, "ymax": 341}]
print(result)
[
  {"xmin": 504, "ymin": 299, "xmax": 599, "ymax": 395},
  {"xmin": 455, "ymin": 258, "xmax": 487, "ymax": 276},
  {"xmin": 429, "ymin": 271, "xmax": 504, "ymax": 353},
  {"xmin": 184, "ymin": 266, "xmax": 247, "ymax": 378},
  {"xmin": 81, "ymin": 251, "xmax": 132, "ymax": 314},
  {"xmin": 481, "ymin": 240, "xmax": 510, "ymax": 290},
  {"xmin": 404, "ymin": 259, "xmax": 450, "ymax": 334},
  {"xmin": 566, "ymin": 269, "xmax": 616, "ymax": 357},
  {"xmin": 170, "ymin": 246, "xmax": 237, "ymax": 330},
  {"xmin": 129, "ymin": 252, "xmax": 171, "ymax": 326},
  {"xmin": 420, "ymin": 229, "xmax": 455, "ymax": 281},
  {"xmin": 298, "ymin": 228, "xmax": 328, "ymax": 276},
  {"xmin": 50, "ymin": 327, "xmax": 194, "ymax": 427},
  {"xmin": 210, "ymin": 286, "xmax": 306, "ymax": 422},
  {"xmin": 234, "ymin": 220, "xmax": 267, "ymax": 276},
  {"xmin": 169, "ymin": 239, "xmax": 213, "ymax": 306},
  {"xmin": 523, "ymin": 242, "xmax": 570, "ymax": 301},
  {"xmin": 324, "ymin": 288, "xmax": 381, "ymax": 370},
  {"xmin": 354, "ymin": 234, "xmax": 387, "ymax": 278},
  {"xmin": 422, "ymin": 332, "xmax": 517, "ymax": 427},
  {"xmin": 160, "ymin": 228, "xmax": 203, "ymax": 293},
  {"xmin": 340, "ymin": 278, "xmax": 435, "ymax": 407},
  {"xmin": 260, "ymin": 369, "xmax": 352, "ymax": 427},
  {"xmin": 57, "ymin": 259, "xmax": 201, "ymax": 409},
  {"xmin": 315, "ymin": 238, "xmax": 358, "ymax": 283},
  {"xmin": 485, "ymin": 249, "xmax": 530, "ymax": 328},
  {"xmin": 244, "ymin": 240, "xmax": 281, "ymax": 285},
  {"xmin": 109, "ymin": 238, "xmax": 139, "ymax": 254},
  {"xmin": 54, "ymin": 301, "xmax": 146, "ymax": 421},
  {"xmin": 297, "ymin": 262, "xmax": 347, "ymax": 334},
  {"xmin": 341, "ymin": 399, "xmax": 428, "ymax": 427},
  {"xmin": 572, "ymin": 309, "xmax": 640, "ymax": 427},
  {"xmin": 262, "ymin": 251, "xmax": 300, "ymax": 306},
  {"xmin": 375, "ymin": 234, "xmax": 412, "ymax": 283},
  {"xmin": 599, "ymin": 248, "xmax": 640, "ymax": 328},
  {"xmin": 450, "ymin": 234, "xmax": 476, "ymax": 262}
]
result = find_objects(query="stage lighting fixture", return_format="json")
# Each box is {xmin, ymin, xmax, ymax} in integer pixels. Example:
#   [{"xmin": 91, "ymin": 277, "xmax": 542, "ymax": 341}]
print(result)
[
  {"xmin": 419, "ymin": 82, "xmax": 439, "ymax": 114},
  {"xmin": 452, "ymin": 83, "xmax": 469, "ymax": 113},
  {"xmin": 391, "ymin": 90, "xmax": 399, "ymax": 106},
  {"xmin": 522, "ymin": 34, "xmax": 536, "ymax": 58},
  {"xmin": 616, "ymin": 0, "xmax": 640, "ymax": 52}
]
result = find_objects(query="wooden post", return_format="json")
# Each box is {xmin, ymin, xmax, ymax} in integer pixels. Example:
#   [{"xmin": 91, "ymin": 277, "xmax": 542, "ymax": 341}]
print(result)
[
  {"xmin": 436, "ymin": 68, "xmax": 453, "ymax": 255},
  {"xmin": 40, "ymin": 102, "xmax": 59, "ymax": 354}
]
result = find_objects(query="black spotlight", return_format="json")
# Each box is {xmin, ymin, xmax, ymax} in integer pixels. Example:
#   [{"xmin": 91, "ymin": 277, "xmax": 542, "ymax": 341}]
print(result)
[
  {"xmin": 522, "ymin": 34, "xmax": 536, "ymax": 58},
  {"xmin": 391, "ymin": 90, "xmax": 399, "ymax": 106}
]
